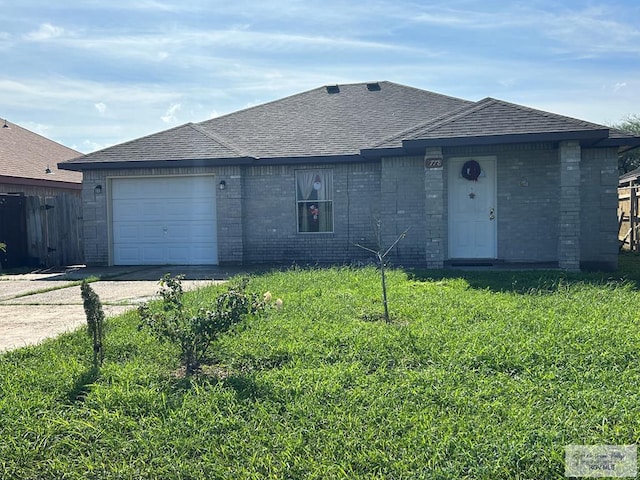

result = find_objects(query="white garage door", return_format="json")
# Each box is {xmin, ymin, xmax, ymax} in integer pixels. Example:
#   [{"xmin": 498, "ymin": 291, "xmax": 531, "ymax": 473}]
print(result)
[{"xmin": 111, "ymin": 176, "xmax": 218, "ymax": 265}]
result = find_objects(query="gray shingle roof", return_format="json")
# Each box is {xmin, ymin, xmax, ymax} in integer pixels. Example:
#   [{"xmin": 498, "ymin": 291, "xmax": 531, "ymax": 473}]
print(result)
[
  {"xmin": 376, "ymin": 97, "xmax": 612, "ymax": 148},
  {"xmin": 60, "ymin": 81, "xmax": 640, "ymax": 170},
  {"xmin": 60, "ymin": 123, "xmax": 251, "ymax": 165},
  {"xmin": 61, "ymin": 82, "xmax": 472, "ymax": 167},
  {"xmin": 197, "ymin": 82, "xmax": 472, "ymax": 158}
]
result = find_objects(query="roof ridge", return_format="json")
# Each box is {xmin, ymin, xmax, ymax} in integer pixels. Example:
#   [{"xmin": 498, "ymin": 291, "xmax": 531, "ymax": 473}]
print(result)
[
  {"xmin": 199, "ymin": 81, "xmax": 470, "ymax": 128},
  {"xmin": 75, "ymin": 122, "xmax": 194, "ymax": 159},
  {"xmin": 198, "ymin": 85, "xmax": 333, "ymax": 125},
  {"xmin": 379, "ymin": 97, "xmax": 614, "ymax": 148},
  {"xmin": 371, "ymin": 99, "xmax": 478, "ymax": 148},
  {"xmin": 410, "ymin": 98, "xmax": 497, "ymax": 136},
  {"xmin": 481, "ymin": 97, "xmax": 609, "ymax": 130},
  {"xmin": 1, "ymin": 119, "xmax": 81, "ymax": 155},
  {"xmin": 188, "ymin": 123, "xmax": 253, "ymax": 158},
  {"xmin": 381, "ymin": 81, "xmax": 474, "ymax": 104}
]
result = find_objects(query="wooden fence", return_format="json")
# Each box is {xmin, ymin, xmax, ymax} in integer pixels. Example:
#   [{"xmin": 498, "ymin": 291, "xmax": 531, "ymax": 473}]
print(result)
[
  {"xmin": 25, "ymin": 194, "xmax": 84, "ymax": 266},
  {"xmin": 618, "ymin": 186, "xmax": 640, "ymax": 251},
  {"xmin": 0, "ymin": 193, "xmax": 83, "ymax": 268},
  {"xmin": 0, "ymin": 195, "xmax": 28, "ymax": 268}
]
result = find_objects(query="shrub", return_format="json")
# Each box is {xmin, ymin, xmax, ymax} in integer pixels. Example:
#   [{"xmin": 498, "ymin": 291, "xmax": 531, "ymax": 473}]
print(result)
[
  {"xmin": 138, "ymin": 274, "xmax": 272, "ymax": 375},
  {"xmin": 80, "ymin": 280, "xmax": 105, "ymax": 368}
]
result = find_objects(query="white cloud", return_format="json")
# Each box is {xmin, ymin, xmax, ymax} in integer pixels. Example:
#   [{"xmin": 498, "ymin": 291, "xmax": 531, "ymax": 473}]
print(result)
[
  {"xmin": 161, "ymin": 103, "xmax": 181, "ymax": 123},
  {"xmin": 408, "ymin": 3, "xmax": 640, "ymax": 57},
  {"xmin": 614, "ymin": 82, "xmax": 627, "ymax": 93},
  {"xmin": 78, "ymin": 139, "xmax": 112, "ymax": 153},
  {"xmin": 34, "ymin": 26, "xmax": 428, "ymax": 66},
  {"xmin": 83, "ymin": 0, "xmax": 199, "ymax": 13},
  {"xmin": 20, "ymin": 121, "xmax": 51, "ymax": 136},
  {"xmin": 0, "ymin": 77, "xmax": 178, "ymax": 106},
  {"xmin": 94, "ymin": 102, "xmax": 107, "ymax": 115},
  {"xmin": 2, "ymin": 0, "xmax": 639, "ymax": 153},
  {"xmin": 25, "ymin": 23, "xmax": 66, "ymax": 41},
  {"xmin": 540, "ymin": 7, "xmax": 640, "ymax": 56}
]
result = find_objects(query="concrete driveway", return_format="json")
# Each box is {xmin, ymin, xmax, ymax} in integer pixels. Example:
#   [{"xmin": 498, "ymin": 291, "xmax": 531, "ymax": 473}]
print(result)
[{"xmin": 0, "ymin": 265, "xmax": 256, "ymax": 352}]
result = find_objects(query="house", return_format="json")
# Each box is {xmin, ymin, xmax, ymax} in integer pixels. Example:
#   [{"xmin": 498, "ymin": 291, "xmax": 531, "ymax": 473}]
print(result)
[
  {"xmin": 59, "ymin": 81, "xmax": 640, "ymax": 271},
  {"xmin": 0, "ymin": 119, "xmax": 83, "ymax": 268},
  {"xmin": 619, "ymin": 167, "xmax": 640, "ymax": 188},
  {"xmin": 0, "ymin": 119, "xmax": 82, "ymax": 196},
  {"xmin": 618, "ymin": 167, "xmax": 640, "ymax": 252}
]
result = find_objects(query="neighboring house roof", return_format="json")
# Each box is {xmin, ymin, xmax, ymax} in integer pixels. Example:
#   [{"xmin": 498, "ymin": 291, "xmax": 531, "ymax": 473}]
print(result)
[
  {"xmin": 0, "ymin": 119, "xmax": 82, "ymax": 187},
  {"xmin": 619, "ymin": 167, "xmax": 640, "ymax": 186},
  {"xmin": 59, "ymin": 81, "xmax": 640, "ymax": 171}
]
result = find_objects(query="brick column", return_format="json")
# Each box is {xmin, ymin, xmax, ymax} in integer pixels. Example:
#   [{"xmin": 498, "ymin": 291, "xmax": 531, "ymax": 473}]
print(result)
[
  {"xmin": 82, "ymin": 171, "xmax": 109, "ymax": 265},
  {"xmin": 216, "ymin": 168, "xmax": 243, "ymax": 265},
  {"xmin": 425, "ymin": 147, "xmax": 445, "ymax": 268},
  {"xmin": 558, "ymin": 141, "xmax": 581, "ymax": 271}
]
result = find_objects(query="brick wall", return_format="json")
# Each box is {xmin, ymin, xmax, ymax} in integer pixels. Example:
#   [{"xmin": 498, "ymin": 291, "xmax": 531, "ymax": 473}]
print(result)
[
  {"xmin": 379, "ymin": 156, "xmax": 426, "ymax": 264},
  {"xmin": 580, "ymin": 147, "xmax": 619, "ymax": 270},
  {"xmin": 446, "ymin": 143, "xmax": 560, "ymax": 263},
  {"xmin": 81, "ymin": 169, "xmax": 109, "ymax": 265},
  {"xmin": 423, "ymin": 148, "xmax": 445, "ymax": 268},
  {"xmin": 241, "ymin": 163, "xmax": 387, "ymax": 264},
  {"xmin": 80, "ymin": 143, "xmax": 619, "ymax": 270}
]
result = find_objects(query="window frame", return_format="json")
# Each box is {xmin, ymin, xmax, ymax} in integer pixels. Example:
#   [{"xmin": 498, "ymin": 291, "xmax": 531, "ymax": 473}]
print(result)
[{"xmin": 295, "ymin": 169, "xmax": 334, "ymax": 234}]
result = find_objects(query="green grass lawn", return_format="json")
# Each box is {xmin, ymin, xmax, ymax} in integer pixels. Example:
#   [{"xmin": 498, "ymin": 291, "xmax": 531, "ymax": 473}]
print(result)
[{"xmin": 2, "ymin": 258, "xmax": 640, "ymax": 479}]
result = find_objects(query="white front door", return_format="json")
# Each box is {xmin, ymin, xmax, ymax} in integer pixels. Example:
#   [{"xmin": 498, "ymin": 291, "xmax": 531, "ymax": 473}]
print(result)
[
  {"xmin": 111, "ymin": 176, "xmax": 218, "ymax": 265},
  {"xmin": 448, "ymin": 156, "xmax": 497, "ymax": 259}
]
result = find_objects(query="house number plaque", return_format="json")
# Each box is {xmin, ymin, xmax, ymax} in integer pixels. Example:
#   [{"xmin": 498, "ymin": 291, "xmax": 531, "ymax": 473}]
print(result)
[{"xmin": 425, "ymin": 157, "xmax": 443, "ymax": 169}]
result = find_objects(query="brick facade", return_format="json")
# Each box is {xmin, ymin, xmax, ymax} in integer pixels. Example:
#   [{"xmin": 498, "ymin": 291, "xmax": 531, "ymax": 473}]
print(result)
[
  {"xmin": 580, "ymin": 147, "xmax": 619, "ymax": 270},
  {"xmin": 81, "ymin": 142, "xmax": 618, "ymax": 270},
  {"xmin": 423, "ymin": 148, "xmax": 445, "ymax": 268},
  {"xmin": 448, "ymin": 143, "xmax": 560, "ymax": 263},
  {"xmin": 558, "ymin": 141, "xmax": 581, "ymax": 271}
]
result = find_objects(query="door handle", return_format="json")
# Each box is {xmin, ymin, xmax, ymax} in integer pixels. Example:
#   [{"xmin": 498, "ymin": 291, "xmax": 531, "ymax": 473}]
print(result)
[{"xmin": 489, "ymin": 208, "xmax": 495, "ymax": 221}]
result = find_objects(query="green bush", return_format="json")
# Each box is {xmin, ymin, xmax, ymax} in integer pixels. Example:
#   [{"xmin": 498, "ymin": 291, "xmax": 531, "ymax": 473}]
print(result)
[
  {"xmin": 138, "ymin": 274, "xmax": 271, "ymax": 374},
  {"xmin": 80, "ymin": 280, "xmax": 105, "ymax": 368}
]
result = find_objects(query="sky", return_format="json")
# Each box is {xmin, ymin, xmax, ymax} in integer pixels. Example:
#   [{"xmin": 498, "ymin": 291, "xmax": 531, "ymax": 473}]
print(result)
[{"xmin": 1, "ymin": 0, "xmax": 639, "ymax": 154}]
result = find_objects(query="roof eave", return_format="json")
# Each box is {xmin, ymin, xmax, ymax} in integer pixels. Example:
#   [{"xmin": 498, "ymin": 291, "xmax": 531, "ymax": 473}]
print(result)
[
  {"xmin": 0, "ymin": 175, "xmax": 82, "ymax": 190},
  {"xmin": 360, "ymin": 147, "xmax": 407, "ymax": 159},
  {"xmin": 58, "ymin": 154, "xmax": 376, "ymax": 170},
  {"xmin": 254, "ymin": 154, "xmax": 373, "ymax": 165},
  {"xmin": 58, "ymin": 157, "xmax": 256, "ymax": 171},
  {"xmin": 595, "ymin": 138, "xmax": 640, "ymax": 151},
  {"xmin": 401, "ymin": 129, "xmax": 611, "ymax": 152}
]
